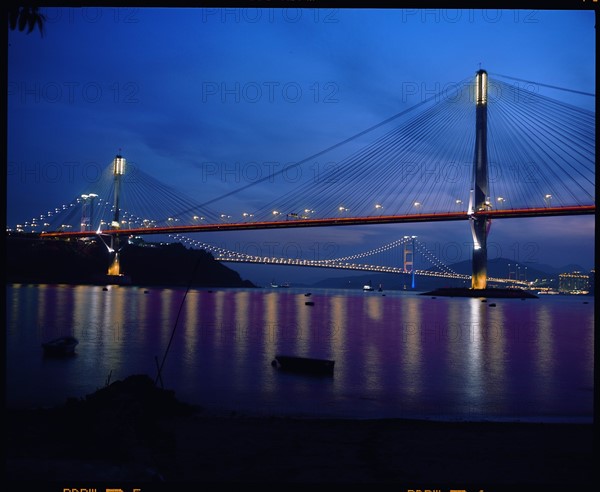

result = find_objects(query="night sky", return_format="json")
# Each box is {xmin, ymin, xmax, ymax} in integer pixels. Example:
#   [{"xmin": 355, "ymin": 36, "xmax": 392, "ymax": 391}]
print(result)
[{"xmin": 6, "ymin": 7, "xmax": 595, "ymax": 285}]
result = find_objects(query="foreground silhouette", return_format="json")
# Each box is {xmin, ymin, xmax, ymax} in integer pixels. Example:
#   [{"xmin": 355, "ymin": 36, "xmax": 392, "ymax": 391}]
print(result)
[{"xmin": 5, "ymin": 374, "xmax": 594, "ymax": 486}]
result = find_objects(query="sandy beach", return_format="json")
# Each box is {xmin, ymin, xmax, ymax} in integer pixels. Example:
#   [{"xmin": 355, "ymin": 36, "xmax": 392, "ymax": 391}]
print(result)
[{"xmin": 4, "ymin": 375, "xmax": 595, "ymax": 490}]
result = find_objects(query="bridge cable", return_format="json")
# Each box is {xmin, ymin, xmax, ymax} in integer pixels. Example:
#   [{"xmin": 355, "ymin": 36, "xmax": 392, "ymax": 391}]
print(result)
[
  {"xmin": 175, "ymin": 76, "xmax": 472, "ymax": 215},
  {"xmin": 489, "ymin": 72, "xmax": 595, "ymax": 97}
]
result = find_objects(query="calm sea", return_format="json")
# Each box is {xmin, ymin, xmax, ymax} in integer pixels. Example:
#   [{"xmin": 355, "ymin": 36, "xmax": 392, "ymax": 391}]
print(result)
[{"xmin": 5, "ymin": 284, "xmax": 594, "ymax": 422}]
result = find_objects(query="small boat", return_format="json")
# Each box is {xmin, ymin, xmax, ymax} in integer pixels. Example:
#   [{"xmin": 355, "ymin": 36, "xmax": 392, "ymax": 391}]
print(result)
[
  {"xmin": 42, "ymin": 336, "xmax": 79, "ymax": 356},
  {"xmin": 271, "ymin": 355, "xmax": 334, "ymax": 376},
  {"xmin": 363, "ymin": 281, "xmax": 374, "ymax": 292}
]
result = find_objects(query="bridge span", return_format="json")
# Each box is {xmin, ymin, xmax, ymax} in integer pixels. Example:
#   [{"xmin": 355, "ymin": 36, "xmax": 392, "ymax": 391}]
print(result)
[{"xmin": 40, "ymin": 205, "xmax": 595, "ymax": 239}]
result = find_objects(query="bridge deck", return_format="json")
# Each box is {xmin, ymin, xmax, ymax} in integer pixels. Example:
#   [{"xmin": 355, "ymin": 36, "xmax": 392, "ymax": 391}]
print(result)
[{"xmin": 39, "ymin": 205, "xmax": 595, "ymax": 238}]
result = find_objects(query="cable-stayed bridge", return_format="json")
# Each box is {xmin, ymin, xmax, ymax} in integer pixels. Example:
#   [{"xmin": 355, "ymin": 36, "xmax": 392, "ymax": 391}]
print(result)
[{"xmin": 11, "ymin": 71, "xmax": 595, "ymax": 288}]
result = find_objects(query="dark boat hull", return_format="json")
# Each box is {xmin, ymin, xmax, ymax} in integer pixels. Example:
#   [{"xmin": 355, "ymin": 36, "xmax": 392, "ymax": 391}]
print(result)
[
  {"xmin": 272, "ymin": 355, "xmax": 335, "ymax": 376},
  {"xmin": 42, "ymin": 336, "xmax": 79, "ymax": 356}
]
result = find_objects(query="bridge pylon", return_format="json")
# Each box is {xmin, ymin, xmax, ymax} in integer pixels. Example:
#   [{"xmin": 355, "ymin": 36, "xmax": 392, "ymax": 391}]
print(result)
[
  {"xmin": 107, "ymin": 154, "xmax": 126, "ymax": 276},
  {"xmin": 403, "ymin": 235, "xmax": 416, "ymax": 289},
  {"xmin": 470, "ymin": 69, "xmax": 490, "ymax": 289},
  {"xmin": 79, "ymin": 193, "xmax": 97, "ymax": 232}
]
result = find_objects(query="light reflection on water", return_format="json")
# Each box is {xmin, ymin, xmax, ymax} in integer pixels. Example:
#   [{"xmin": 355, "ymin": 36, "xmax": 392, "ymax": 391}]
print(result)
[{"xmin": 5, "ymin": 284, "xmax": 594, "ymax": 422}]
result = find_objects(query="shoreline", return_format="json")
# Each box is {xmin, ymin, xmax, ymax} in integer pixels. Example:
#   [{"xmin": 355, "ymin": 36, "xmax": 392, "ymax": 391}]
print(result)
[
  {"xmin": 5, "ymin": 375, "xmax": 595, "ymax": 486},
  {"xmin": 6, "ymin": 410, "xmax": 595, "ymax": 487}
]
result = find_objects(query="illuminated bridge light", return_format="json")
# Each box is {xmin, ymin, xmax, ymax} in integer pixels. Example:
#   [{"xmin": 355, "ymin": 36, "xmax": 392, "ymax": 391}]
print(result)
[
  {"xmin": 476, "ymin": 69, "xmax": 487, "ymax": 105},
  {"xmin": 113, "ymin": 155, "xmax": 126, "ymax": 175}
]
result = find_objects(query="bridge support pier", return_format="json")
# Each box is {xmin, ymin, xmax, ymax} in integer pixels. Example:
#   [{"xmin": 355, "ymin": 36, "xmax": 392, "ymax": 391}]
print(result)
[
  {"xmin": 471, "ymin": 217, "xmax": 488, "ymax": 289},
  {"xmin": 108, "ymin": 249, "xmax": 121, "ymax": 276}
]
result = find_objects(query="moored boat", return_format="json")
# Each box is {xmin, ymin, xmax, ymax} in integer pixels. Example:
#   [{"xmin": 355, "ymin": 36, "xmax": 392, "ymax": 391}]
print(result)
[
  {"xmin": 271, "ymin": 355, "xmax": 334, "ymax": 376},
  {"xmin": 42, "ymin": 336, "xmax": 79, "ymax": 356}
]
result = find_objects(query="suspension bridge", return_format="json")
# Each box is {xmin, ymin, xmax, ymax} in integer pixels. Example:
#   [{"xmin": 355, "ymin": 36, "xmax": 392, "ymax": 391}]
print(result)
[
  {"xmin": 166, "ymin": 232, "xmax": 530, "ymax": 288},
  {"xmin": 11, "ymin": 70, "xmax": 595, "ymax": 288}
]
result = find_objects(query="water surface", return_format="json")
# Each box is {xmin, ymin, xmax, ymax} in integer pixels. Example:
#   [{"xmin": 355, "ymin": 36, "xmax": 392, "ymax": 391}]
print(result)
[{"xmin": 6, "ymin": 284, "xmax": 594, "ymax": 422}]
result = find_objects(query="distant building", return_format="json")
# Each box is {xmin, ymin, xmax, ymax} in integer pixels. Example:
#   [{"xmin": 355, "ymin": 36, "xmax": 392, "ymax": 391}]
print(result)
[{"xmin": 558, "ymin": 271, "xmax": 590, "ymax": 294}]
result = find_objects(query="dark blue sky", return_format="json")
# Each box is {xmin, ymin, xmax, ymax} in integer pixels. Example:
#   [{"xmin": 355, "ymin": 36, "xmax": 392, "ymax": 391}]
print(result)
[{"xmin": 6, "ymin": 7, "xmax": 595, "ymax": 285}]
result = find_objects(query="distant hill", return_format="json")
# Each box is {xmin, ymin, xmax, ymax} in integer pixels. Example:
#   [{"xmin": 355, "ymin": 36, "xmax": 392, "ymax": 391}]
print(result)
[
  {"xmin": 444, "ymin": 258, "xmax": 589, "ymax": 280},
  {"xmin": 120, "ymin": 242, "xmax": 255, "ymax": 288},
  {"xmin": 5, "ymin": 234, "xmax": 255, "ymax": 288},
  {"xmin": 523, "ymin": 262, "xmax": 590, "ymax": 276},
  {"xmin": 442, "ymin": 258, "xmax": 548, "ymax": 281}
]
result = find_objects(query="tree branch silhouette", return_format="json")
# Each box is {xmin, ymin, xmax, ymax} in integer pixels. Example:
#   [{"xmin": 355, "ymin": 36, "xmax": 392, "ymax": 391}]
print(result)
[{"xmin": 8, "ymin": 6, "xmax": 46, "ymax": 37}]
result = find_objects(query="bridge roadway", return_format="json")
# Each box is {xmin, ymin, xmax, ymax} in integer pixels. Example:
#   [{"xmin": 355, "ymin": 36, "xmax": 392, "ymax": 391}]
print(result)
[{"xmin": 39, "ymin": 205, "xmax": 595, "ymax": 238}]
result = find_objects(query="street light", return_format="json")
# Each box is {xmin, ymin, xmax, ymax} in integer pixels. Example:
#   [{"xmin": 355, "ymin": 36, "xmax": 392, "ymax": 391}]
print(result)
[
  {"xmin": 497, "ymin": 197, "xmax": 505, "ymax": 209},
  {"xmin": 544, "ymin": 194, "xmax": 552, "ymax": 207}
]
